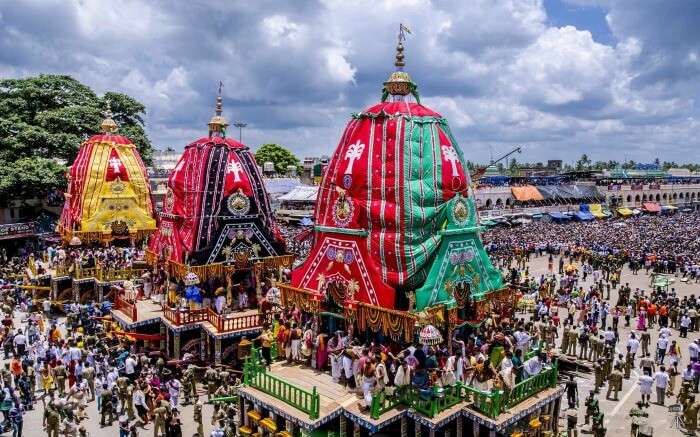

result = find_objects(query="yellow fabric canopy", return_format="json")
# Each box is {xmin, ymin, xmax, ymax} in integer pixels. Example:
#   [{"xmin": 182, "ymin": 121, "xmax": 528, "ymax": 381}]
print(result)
[
  {"xmin": 589, "ymin": 203, "xmax": 607, "ymax": 218},
  {"xmin": 511, "ymin": 185, "xmax": 544, "ymax": 201},
  {"xmin": 617, "ymin": 207, "xmax": 633, "ymax": 217}
]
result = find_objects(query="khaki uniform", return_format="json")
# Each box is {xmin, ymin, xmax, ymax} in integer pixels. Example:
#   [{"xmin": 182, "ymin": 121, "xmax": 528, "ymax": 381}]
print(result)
[
  {"xmin": 153, "ymin": 406, "xmax": 167, "ymax": 437},
  {"xmin": 44, "ymin": 404, "xmax": 61, "ymax": 437},
  {"xmin": 194, "ymin": 402, "xmax": 204, "ymax": 437},
  {"xmin": 205, "ymin": 368, "xmax": 218, "ymax": 401},
  {"xmin": 82, "ymin": 366, "xmax": 95, "ymax": 400},
  {"xmin": 100, "ymin": 390, "xmax": 114, "ymax": 426},
  {"xmin": 54, "ymin": 364, "xmax": 66, "ymax": 395},
  {"xmin": 624, "ymin": 352, "xmax": 632, "ymax": 379},
  {"xmin": 640, "ymin": 332, "xmax": 650, "ymax": 357},
  {"xmin": 606, "ymin": 369, "xmax": 623, "ymax": 401},
  {"xmin": 593, "ymin": 362, "xmax": 604, "ymax": 393},
  {"xmin": 561, "ymin": 326, "xmax": 570, "ymax": 354}
]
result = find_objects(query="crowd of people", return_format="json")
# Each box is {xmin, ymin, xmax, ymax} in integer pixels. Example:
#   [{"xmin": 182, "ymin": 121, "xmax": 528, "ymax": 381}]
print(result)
[
  {"xmin": 0, "ymin": 279, "xmax": 245, "ymax": 437},
  {"xmin": 484, "ymin": 212, "xmax": 700, "ymax": 278}
]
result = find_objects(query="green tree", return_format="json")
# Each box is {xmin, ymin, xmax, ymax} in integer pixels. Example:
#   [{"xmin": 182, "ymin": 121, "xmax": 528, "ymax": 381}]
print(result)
[
  {"xmin": 254, "ymin": 143, "xmax": 300, "ymax": 174},
  {"xmin": 575, "ymin": 153, "xmax": 592, "ymax": 171},
  {"xmin": 0, "ymin": 157, "xmax": 66, "ymax": 200},
  {"xmin": 0, "ymin": 74, "xmax": 152, "ymax": 203}
]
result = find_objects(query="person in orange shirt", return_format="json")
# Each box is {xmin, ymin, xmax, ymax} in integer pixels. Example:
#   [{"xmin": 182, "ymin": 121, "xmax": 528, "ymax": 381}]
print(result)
[
  {"xmin": 647, "ymin": 303, "xmax": 657, "ymax": 328},
  {"xmin": 9, "ymin": 356, "xmax": 22, "ymax": 384},
  {"xmin": 659, "ymin": 304, "xmax": 669, "ymax": 328}
]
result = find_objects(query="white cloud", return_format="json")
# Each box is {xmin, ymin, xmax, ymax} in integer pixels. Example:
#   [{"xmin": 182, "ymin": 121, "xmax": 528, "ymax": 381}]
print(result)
[{"xmin": 0, "ymin": 0, "xmax": 698, "ymax": 163}]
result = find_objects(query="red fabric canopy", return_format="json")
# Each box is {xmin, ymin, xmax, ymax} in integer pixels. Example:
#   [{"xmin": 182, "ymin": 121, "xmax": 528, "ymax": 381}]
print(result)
[{"xmin": 642, "ymin": 202, "xmax": 661, "ymax": 213}]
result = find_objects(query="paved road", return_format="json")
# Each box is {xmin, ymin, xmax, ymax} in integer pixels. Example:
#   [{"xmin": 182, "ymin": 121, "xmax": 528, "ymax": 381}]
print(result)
[{"xmin": 523, "ymin": 255, "xmax": 697, "ymax": 436}]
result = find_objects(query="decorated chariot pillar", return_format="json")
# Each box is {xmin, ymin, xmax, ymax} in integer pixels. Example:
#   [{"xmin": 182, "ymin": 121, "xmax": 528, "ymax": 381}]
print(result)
[
  {"xmin": 215, "ymin": 338, "xmax": 222, "ymax": 365},
  {"xmin": 339, "ymin": 414, "xmax": 347, "ymax": 437},
  {"xmin": 173, "ymin": 331, "xmax": 181, "ymax": 360},
  {"xmin": 159, "ymin": 324, "xmax": 166, "ymax": 351}
]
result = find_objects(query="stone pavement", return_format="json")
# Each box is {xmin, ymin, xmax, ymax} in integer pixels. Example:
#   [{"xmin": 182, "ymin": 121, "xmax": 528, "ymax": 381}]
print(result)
[{"xmin": 524, "ymin": 255, "xmax": 697, "ymax": 436}]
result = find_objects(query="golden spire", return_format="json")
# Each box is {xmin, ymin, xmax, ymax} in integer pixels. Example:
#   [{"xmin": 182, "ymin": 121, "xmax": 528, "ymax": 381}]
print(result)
[
  {"xmin": 383, "ymin": 23, "xmax": 417, "ymax": 100},
  {"xmin": 208, "ymin": 81, "xmax": 229, "ymax": 138},
  {"xmin": 100, "ymin": 102, "xmax": 118, "ymax": 134}
]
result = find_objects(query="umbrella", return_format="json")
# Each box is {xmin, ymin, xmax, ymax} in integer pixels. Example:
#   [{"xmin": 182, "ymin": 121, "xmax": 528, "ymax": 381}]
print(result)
[
  {"xmin": 419, "ymin": 324, "xmax": 443, "ymax": 346},
  {"xmin": 300, "ymin": 217, "xmax": 313, "ymax": 227}
]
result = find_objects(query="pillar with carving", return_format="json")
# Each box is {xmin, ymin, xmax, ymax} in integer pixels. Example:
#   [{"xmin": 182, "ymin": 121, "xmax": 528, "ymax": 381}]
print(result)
[
  {"xmin": 215, "ymin": 338, "xmax": 222, "ymax": 365},
  {"xmin": 455, "ymin": 416, "xmax": 462, "ymax": 437},
  {"xmin": 400, "ymin": 416, "xmax": 408, "ymax": 437},
  {"xmin": 200, "ymin": 330, "xmax": 207, "ymax": 361},
  {"xmin": 159, "ymin": 324, "xmax": 166, "ymax": 351},
  {"xmin": 415, "ymin": 423, "xmax": 421, "ymax": 437},
  {"xmin": 353, "ymin": 422, "xmax": 361, "ymax": 437},
  {"xmin": 339, "ymin": 415, "xmax": 347, "ymax": 437},
  {"xmin": 173, "ymin": 331, "xmax": 181, "ymax": 360}
]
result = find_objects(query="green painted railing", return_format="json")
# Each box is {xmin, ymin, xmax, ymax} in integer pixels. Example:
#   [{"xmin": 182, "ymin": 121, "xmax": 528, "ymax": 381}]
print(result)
[
  {"xmin": 244, "ymin": 348, "xmax": 320, "ymax": 419},
  {"xmin": 506, "ymin": 361, "xmax": 558, "ymax": 408},
  {"xmin": 461, "ymin": 384, "xmax": 504, "ymax": 418},
  {"xmin": 370, "ymin": 384, "xmax": 468, "ymax": 419},
  {"xmin": 369, "ymin": 361, "xmax": 558, "ymax": 420}
]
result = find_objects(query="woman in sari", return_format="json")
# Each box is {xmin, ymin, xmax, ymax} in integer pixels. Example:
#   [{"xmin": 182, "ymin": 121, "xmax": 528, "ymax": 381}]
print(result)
[{"xmin": 637, "ymin": 307, "xmax": 647, "ymax": 331}]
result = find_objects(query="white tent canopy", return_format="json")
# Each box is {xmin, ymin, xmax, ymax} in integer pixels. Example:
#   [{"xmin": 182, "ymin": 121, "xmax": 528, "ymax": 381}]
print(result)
[{"xmin": 277, "ymin": 185, "xmax": 319, "ymax": 202}]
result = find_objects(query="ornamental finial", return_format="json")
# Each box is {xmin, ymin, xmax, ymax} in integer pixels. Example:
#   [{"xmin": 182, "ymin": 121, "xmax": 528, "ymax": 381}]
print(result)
[
  {"xmin": 208, "ymin": 81, "xmax": 229, "ymax": 138},
  {"xmin": 395, "ymin": 23, "xmax": 410, "ymax": 69},
  {"xmin": 383, "ymin": 24, "xmax": 419, "ymax": 101},
  {"xmin": 100, "ymin": 101, "xmax": 118, "ymax": 134}
]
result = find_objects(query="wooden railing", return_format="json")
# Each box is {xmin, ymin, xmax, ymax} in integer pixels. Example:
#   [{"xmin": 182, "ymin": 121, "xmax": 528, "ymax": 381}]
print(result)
[
  {"xmin": 245, "ymin": 348, "xmax": 320, "ymax": 419},
  {"xmin": 74, "ymin": 267, "xmax": 99, "ymax": 280},
  {"xmin": 162, "ymin": 306, "xmax": 208, "ymax": 325},
  {"xmin": 370, "ymin": 361, "xmax": 558, "ymax": 420},
  {"xmin": 98, "ymin": 268, "xmax": 146, "ymax": 282},
  {"xmin": 115, "ymin": 295, "xmax": 137, "ymax": 321},
  {"xmin": 162, "ymin": 307, "xmax": 263, "ymax": 333},
  {"xmin": 207, "ymin": 309, "xmax": 262, "ymax": 332}
]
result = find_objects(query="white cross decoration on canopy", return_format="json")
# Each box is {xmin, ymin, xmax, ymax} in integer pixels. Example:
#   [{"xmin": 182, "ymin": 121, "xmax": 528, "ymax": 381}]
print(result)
[
  {"xmin": 227, "ymin": 160, "xmax": 244, "ymax": 183},
  {"xmin": 441, "ymin": 145, "xmax": 460, "ymax": 177},
  {"xmin": 108, "ymin": 156, "xmax": 123, "ymax": 174},
  {"xmin": 343, "ymin": 140, "xmax": 365, "ymax": 175}
]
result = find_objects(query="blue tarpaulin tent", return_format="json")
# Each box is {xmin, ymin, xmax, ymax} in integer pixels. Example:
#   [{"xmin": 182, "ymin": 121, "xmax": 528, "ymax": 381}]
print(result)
[
  {"xmin": 574, "ymin": 210, "xmax": 594, "ymax": 221},
  {"xmin": 548, "ymin": 212, "xmax": 571, "ymax": 222}
]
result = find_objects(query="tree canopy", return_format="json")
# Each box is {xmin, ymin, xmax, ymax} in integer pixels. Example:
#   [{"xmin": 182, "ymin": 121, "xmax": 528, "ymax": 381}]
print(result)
[
  {"xmin": 0, "ymin": 74, "xmax": 153, "ymax": 202},
  {"xmin": 254, "ymin": 143, "xmax": 300, "ymax": 175}
]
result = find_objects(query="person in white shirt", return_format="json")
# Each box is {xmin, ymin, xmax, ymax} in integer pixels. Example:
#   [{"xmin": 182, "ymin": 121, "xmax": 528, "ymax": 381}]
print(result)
[
  {"xmin": 167, "ymin": 378, "xmax": 181, "ymax": 408},
  {"xmin": 680, "ymin": 315, "xmax": 692, "ymax": 338},
  {"xmin": 523, "ymin": 355, "xmax": 543, "ymax": 379},
  {"xmin": 638, "ymin": 370, "xmax": 654, "ymax": 406},
  {"xmin": 627, "ymin": 333, "xmax": 640, "ymax": 361},
  {"xmin": 132, "ymin": 385, "xmax": 148, "ymax": 425},
  {"xmin": 653, "ymin": 366, "xmax": 669, "ymax": 406},
  {"xmin": 13, "ymin": 329, "xmax": 26, "ymax": 357},
  {"xmin": 656, "ymin": 335, "xmax": 669, "ymax": 364},
  {"xmin": 690, "ymin": 340, "xmax": 700, "ymax": 362},
  {"xmin": 124, "ymin": 355, "xmax": 137, "ymax": 380}
]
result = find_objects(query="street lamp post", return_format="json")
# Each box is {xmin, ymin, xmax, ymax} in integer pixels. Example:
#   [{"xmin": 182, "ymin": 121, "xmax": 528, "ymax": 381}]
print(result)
[{"xmin": 233, "ymin": 121, "xmax": 247, "ymax": 142}]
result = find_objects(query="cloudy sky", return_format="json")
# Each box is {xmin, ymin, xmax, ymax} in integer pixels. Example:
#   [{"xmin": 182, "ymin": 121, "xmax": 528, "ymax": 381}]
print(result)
[{"xmin": 1, "ymin": 0, "xmax": 699, "ymax": 164}]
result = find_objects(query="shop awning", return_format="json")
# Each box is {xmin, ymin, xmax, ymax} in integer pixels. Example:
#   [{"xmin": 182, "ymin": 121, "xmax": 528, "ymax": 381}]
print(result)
[
  {"xmin": 662, "ymin": 205, "xmax": 678, "ymax": 210},
  {"xmin": 511, "ymin": 185, "xmax": 544, "ymax": 201},
  {"xmin": 588, "ymin": 203, "xmax": 608, "ymax": 218},
  {"xmin": 642, "ymin": 202, "xmax": 661, "ymax": 213},
  {"xmin": 617, "ymin": 207, "xmax": 634, "ymax": 216}
]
